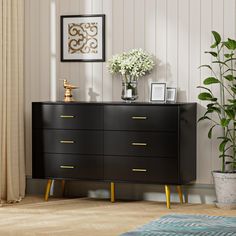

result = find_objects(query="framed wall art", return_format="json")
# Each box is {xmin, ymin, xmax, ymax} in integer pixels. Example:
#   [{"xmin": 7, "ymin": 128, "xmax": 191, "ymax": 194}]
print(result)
[
  {"xmin": 150, "ymin": 83, "xmax": 166, "ymax": 103},
  {"xmin": 61, "ymin": 14, "xmax": 105, "ymax": 62}
]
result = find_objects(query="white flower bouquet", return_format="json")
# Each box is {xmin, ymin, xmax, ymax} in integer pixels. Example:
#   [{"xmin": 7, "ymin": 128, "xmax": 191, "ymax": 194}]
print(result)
[{"xmin": 108, "ymin": 48, "xmax": 155, "ymax": 78}]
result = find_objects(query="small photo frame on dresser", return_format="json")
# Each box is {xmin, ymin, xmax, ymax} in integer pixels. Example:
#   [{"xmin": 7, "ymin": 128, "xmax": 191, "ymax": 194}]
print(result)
[
  {"xmin": 166, "ymin": 87, "xmax": 177, "ymax": 103},
  {"xmin": 150, "ymin": 83, "xmax": 166, "ymax": 103}
]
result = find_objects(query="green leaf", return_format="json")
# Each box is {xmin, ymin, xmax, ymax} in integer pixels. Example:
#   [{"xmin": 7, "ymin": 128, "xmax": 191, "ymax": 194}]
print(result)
[
  {"xmin": 224, "ymin": 38, "xmax": 236, "ymax": 50},
  {"xmin": 220, "ymin": 118, "xmax": 230, "ymax": 127},
  {"xmin": 225, "ymin": 109, "xmax": 235, "ymax": 119},
  {"xmin": 208, "ymin": 125, "xmax": 216, "ymax": 139},
  {"xmin": 198, "ymin": 65, "xmax": 212, "ymax": 70},
  {"xmin": 198, "ymin": 116, "xmax": 211, "ymax": 122},
  {"xmin": 228, "ymin": 99, "xmax": 236, "ymax": 104},
  {"xmin": 205, "ymin": 51, "xmax": 218, "ymax": 57},
  {"xmin": 210, "ymin": 107, "xmax": 221, "ymax": 114},
  {"xmin": 223, "ymin": 41, "xmax": 232, "ymax": 50},
  {"xmin": 197, "ymin": 86, "xmax": 213, "ymax": 93},
  {"xmin": 219, "ymin": 139, "xmax": 228, "ymax": 152},
  {"xmin": 212, "ymin": 31, "xmax": 221, "ymax": 45},
  {"xmin": 203, "ymin": 77, "xmax": 220, "ymax": 85},
  {"xmin": 207, "ymin": 103, "xmax": 218, "ymax": 109},
  {"xmin": 204, "ymin": 109, "xmax": 214, "ymax": 116},
  {"xmin": 224, "ymin": 74, "xmax": 234, "ymax": 81},
  {"xmin": 211, "ymin": 42, "xmax": 218, "ymax": 49},
  {"xmin": 217, "ymin": 136, "xmax": 228, "ymax": 140},
  {"xmin": 212, "ymin": 61, "xmax": 228, "ymax": 66},
  {"xmin": 231, "ymin": 86, "xmax": 236, "ymax": 94},
  {"xmin": 224, "ymin": 53, "xmax": 234, "ymax": 58},
  {"xmin": 198, "ymin": 92, "xmax": 214, "ymax": 101}
]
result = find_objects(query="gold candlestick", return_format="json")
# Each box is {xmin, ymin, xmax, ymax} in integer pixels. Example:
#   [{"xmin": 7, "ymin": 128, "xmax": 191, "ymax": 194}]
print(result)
[{"xmin": 63, "ymin": 80, "xmax": 78, "ymax": 102}]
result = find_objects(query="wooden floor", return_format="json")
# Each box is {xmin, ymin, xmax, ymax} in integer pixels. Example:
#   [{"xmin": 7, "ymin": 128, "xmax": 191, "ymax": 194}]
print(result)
[{"xmin": 0, "ymin": 196, "xmax": 236, "ymax": 236}]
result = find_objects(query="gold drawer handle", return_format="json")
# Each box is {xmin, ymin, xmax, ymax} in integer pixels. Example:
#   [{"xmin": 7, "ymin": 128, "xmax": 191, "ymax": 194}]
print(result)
[
  {"xmin": 132, "ymin": 142, "xmax": 147, "ymax": 146},
  {"xmin": 132, "ymin": 168, "xmax": 147, "ymax": 172},
  {"xmin": 60, "ymin": 115, "xmax": 75, "ymax": 118},
  {"xmin": 60, "ymin": 140, "xmax": 74, "ymax": 144},
  {"xmin": 60, "ymin": 165, "xmax": 75, "ymax": 169},
  {"xmin": 132, "ymin": 116, "xmax": 147, "ymax": 120}
]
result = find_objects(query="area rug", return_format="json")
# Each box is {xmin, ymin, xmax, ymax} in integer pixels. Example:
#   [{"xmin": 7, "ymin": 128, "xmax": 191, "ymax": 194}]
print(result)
[{"xmin": 121, "ymin": 214, "xmax": 236, "ymax": 236}]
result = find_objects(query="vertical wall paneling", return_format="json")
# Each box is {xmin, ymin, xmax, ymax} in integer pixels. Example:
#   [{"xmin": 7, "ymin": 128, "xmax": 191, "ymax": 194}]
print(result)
[
  {"xmin": 112, "ymin": 0, "xmax": 124, "ymax": 101},
  {"xmin": 166, "ymin": 0, "xmax": 178, "ymax": 89},
  {"xmin": 50, "ymin": 0, "xmax": 57, "ymax": 101},
  {"xmin": 223, "ymin": 0, "xmax": 236, "ymax": 171},
  {"xmin": 198, "ymin": 0, "xmax": 213, "ymax": 183},
  {"xmin": 24, "ymin": 0, "xmax": 236, "ymax": 183},
  {"xmin": 102, "ymin": 0, "xmax": 113, "ymax": 101},
  {"xmin": 55, "ymin": 0, "xmax": 61, "ymax": 100},
  {"xmin": 189, "ymin": 0, "xmax": 201, "ymax": 184},
  {"xmin": 30, "ymin": 0, "xmax": 40, "ymax": 101},
  {"xmin": 123, "ymin": 0, "xmax": 134, "ymax": 51},
  {"xmin": 189, "ymin": 0, "xmax": 201, "ymax": 103},
  {"xmin": 67, "ymin": 0, "xmax": 81, "ymax": 101},
  {"xmin": 134, "ymin": 0, "xmax": 145, "ymax": 101},
  {"xmin": 81, "ymin": 0, "xmax": 93, "ymax": 101},
  {"xmin": 224, "ymin": 0, "xmax": 235, "ymax": 40},
  {"xmin": 155, "ymin": 0, "xmax": 167, "ymax": 82},
  {"xmin": 92, "ymin": 0, "xmax": 103, "ymax": 101},
  {"xmin": 211, "ymin": 0, "xmax": 224, "ymax": 172},
  {"xmin": 177, "ymin": 0, "xmax": 189, "ymax": 102},
  {"xmin": 39, "ymin": 0, "xmax": 51, "ymax": 100},
  {"xmin": 144, "ymin": 0, "xmax": 156, "ymax": 101},
  {"xmin": 58, "ymin": 0, "xmax": 71, "ymax": 100}
]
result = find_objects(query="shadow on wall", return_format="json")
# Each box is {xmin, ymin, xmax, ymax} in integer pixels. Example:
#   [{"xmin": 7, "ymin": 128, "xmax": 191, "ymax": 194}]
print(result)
[
  {"xmin": 155, "ymin": 58, "xmax": 172, "ymax": 82},
  {"xmin": 178, "ymin": 90, "xmax": 187, "ymax": 101},
  {"xmin": 88, "ymin": 88, "xmax": 100, "ymax": 102}
]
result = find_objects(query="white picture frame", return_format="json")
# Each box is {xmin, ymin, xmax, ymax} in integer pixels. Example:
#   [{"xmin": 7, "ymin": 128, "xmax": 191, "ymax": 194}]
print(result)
[
  {"xmin": 150, "ymin": 83, "xmax": 166, "ymax": 102},
  {"xmin": 166, "ymin": 87, "xmax": 177, "ymax": 103}
]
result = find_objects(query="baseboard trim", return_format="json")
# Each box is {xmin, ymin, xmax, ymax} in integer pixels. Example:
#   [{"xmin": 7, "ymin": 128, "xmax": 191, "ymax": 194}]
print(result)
[{"xmin": 26, "ymin": 176, "xmax": 216, "ymax": 204}]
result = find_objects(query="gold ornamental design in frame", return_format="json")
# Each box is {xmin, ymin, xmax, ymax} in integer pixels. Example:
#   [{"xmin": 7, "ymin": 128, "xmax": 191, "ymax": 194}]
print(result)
[{"xmin": 61, "ymin": 14, "xmax": 105, "ymax": 62}]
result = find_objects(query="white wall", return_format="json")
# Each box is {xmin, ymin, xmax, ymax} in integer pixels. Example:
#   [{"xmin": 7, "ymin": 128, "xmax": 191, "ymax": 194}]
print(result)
[{"xmin": 24, "ymin": 0, "xmax": 236, "ymax": 184}]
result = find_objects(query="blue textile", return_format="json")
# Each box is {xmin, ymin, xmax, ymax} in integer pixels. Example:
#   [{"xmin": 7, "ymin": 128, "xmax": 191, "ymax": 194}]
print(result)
[{"xmin": 121, "ymin": 214, "xmax": 236, "ymax": 236}]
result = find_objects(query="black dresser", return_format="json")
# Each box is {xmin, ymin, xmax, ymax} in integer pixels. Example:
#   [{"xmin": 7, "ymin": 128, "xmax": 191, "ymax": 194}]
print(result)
[{"xmin": 32, "ymin": 102, "xmax": 196, "ymax": 207}]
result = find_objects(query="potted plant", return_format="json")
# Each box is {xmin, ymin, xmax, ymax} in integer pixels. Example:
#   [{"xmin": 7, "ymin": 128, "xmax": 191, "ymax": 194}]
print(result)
[
  {"xmin": 198, "ymin": 31, "xmax": 236, "ymax": 209},
  {"xmin": 108, "ymin": 48, "xmax": 154, "ymax": 101}
]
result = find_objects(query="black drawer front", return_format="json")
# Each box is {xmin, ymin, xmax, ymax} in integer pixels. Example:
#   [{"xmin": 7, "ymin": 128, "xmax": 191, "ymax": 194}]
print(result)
[
  {"xmin": 104, "ymin": 105, "xmax": 178, "ymax": 131},
  {"xmin": 32, "ymin": 104, "xmax": 103, "ymax": 130},
  {"xmin": 34, "ymin": 130, "xmax": 103, "ymax": 154},
  {"xmin": 104, "ymin": 131, "xmax": 177, "ymax": 157},
  {"xmin": 43, "ymin": 154, "xmax": 103, "ymax": 180},
  {"xmin": 104, "ymin": 156, "xmax": 178, "ymax": 183}
]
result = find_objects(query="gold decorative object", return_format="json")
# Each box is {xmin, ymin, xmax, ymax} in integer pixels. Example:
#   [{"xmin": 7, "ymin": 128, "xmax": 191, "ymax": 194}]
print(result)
[{"xmin": 63, "ymin": 79, "xmax": 78, "ymax": 102}]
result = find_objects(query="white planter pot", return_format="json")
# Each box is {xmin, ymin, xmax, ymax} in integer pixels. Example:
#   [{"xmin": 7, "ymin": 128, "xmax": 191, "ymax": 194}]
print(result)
[{"xmin": 212, "ymin": 171, "xmax": 236, "ymax": 209}]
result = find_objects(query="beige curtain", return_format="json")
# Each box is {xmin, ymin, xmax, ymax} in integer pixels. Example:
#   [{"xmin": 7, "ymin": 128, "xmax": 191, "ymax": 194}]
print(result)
[{"xmin": 0, "ymin": 0, "xmax": 25, "ymax": 204}]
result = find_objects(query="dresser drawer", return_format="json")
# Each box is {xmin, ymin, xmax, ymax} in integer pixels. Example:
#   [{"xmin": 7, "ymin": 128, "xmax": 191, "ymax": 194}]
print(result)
[
  {"xmin": 43, "ymin": 154, "xmax": 103, "ymax": 180},
  {"xmin": 32, "ymin": 104, "xmax": 103, "ymax": 130},
  {"xmin": 104, "ymin": 156, "xmax": 178, "ymax": 183},
  {"xmin": 104, "ymin": 131, "xmax": 177, "ymax": 157},
  {"xmin": 34, "ymin": 130, "xmax": 103, "ymax": 154},
  {"xmin": 104, "ymin": 105, "xmax": 178, "ymax": 131}
]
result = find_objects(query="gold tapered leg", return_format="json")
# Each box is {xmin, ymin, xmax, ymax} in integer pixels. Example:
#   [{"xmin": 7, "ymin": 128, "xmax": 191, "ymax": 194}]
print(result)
[
  {"xmin": 110, "ymin": 182, "xmax": 115, "ymax": 203},
  {"xmin": 61, "ymin": 180, "xmax": 66, "ymax": 196},
  {"xmin": 45, "ymin": 179, "xmax": 52, "ymax": 201},
  {"xmin": 176, "ymin": 185, "xmax": 183, "ymax": 204},
  {"xmin": 165, "ymin": 185, "xmax": 171, "ymax": 209}
]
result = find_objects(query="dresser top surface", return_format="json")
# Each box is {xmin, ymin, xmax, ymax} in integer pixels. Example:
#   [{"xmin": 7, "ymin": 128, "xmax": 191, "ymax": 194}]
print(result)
[{"xmin": 32, "ymin": 101, "xmax": 196, "ymax": 106}]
